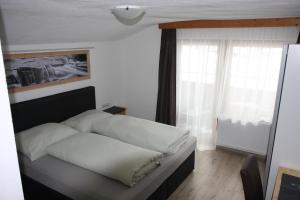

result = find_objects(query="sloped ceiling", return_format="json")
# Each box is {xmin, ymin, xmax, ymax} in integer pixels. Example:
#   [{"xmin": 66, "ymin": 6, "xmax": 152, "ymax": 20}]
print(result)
[{"xmin": 1, "ymin": 0, "xmax": 300, "ymax": 45}]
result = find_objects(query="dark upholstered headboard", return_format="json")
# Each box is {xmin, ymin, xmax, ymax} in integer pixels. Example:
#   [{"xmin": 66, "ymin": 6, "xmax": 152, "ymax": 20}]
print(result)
[{"xmin": 10, "ymin": 86, "xmax": 96, "ymax": 133}]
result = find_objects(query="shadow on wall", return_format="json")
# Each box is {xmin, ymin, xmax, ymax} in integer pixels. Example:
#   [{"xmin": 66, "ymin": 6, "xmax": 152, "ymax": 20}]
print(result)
[
  {"xmin": 0, "ymin": 7, "xmax": 8, "ymax": 49},
  {"xmin": 0, "ymin": 7, "xmax": 13, "ymax": 102}
]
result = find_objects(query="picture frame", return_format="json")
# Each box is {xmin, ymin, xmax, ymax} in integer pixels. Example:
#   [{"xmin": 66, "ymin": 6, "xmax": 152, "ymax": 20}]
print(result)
[
  {"xmin": 4, "ymin": 50, "xmax": 91, "ymax": 93},
  {"xmin": 272, "ymin": 166, "xmax": 300, "ymax": 199}
]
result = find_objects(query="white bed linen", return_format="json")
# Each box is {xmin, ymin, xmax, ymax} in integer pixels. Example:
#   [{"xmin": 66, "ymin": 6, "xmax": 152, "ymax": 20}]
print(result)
[
  {"xmin": 15, "ymin": 123, "xmax": 79, "ymax": 161},
  {"xmin": 46, "ymin": 133, "xmax": 162, "ymax": 187},
  {"xmin": 91, "ymin": 115, "xmax": 190, "ymax": 154},
  {"xmin": 62, "ymin": 109, "xmax": 113, "ymax": 132},
  {"xmin": 63, "ymin": 109, "xmax": 190, "ymax": 154}
]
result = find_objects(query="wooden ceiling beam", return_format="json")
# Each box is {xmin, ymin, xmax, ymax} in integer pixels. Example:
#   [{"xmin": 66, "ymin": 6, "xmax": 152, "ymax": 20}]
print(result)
[{"xmin": 159, "ymin": 18, "xmax": 300, "ymax": 29}]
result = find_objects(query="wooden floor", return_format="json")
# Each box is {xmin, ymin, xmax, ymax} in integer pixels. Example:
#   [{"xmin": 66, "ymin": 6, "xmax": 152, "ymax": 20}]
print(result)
[{"xmin": 169, "ymin": 149, "xmax": 265, "ymax": 200}]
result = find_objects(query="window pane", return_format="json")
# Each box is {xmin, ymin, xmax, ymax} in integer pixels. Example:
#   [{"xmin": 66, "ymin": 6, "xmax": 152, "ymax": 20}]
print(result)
[
  {"xmin": 230, "ymin": 45, "xmax": 282, "ymax": 91},
  {"xmin": 177, "ymin": 40, "xmax": 219, "ymax": 150},
  {"xmin": 219, "ymin": 42, "xmax": 283, "ymax": 124}
]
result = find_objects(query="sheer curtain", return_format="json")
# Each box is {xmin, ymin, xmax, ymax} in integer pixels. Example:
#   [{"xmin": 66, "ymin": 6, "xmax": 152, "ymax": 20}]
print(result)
[
  {"xmin": 218, "ymin": 41, "xmax": 283, "ymax": 124},
  {"xmin": 176, "ymin": 40, "xmax": 222, "ymax": 150},
  {"xmin": 176, "ymin": 27, "xmax": 299, "ymax": 150}
]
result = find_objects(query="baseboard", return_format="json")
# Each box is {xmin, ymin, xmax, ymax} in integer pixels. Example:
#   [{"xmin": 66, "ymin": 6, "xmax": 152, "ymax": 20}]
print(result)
[{"xmin": 216, "ymin": 145, "xmax": 266, "ymax": 161}]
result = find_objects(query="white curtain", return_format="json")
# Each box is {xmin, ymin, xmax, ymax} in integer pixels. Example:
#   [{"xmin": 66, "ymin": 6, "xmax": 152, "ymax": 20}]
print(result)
[
  {"xmin": 218, "ymin": 41, "xmax": 283, "ymax": 124},
  {"xmin": 176, "ymin": 40, "xmax": 221, "ymax": 150},
  {"xmin": 176, "ymin": 27, "xmax": 299, "ymax": 150}
]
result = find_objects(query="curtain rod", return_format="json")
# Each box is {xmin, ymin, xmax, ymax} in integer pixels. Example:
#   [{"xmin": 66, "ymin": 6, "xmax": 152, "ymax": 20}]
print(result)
[
  {"xmin": 159, "ymin": 17, "xmax": 300, "ymax": 29},
  {"xmin": 3, "ymin": 46, "xmax": 94, "ymax": 54}
]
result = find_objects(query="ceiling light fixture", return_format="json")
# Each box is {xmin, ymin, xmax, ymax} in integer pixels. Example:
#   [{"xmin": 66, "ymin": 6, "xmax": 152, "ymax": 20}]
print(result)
[{"xmin": 111, "ymin": 5, "xmax": 145, "ymax": 26}]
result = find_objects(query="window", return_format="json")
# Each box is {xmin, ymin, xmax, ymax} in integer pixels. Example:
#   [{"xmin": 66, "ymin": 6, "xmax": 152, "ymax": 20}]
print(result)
[
  {"xmin": 219, "ymin": 42, "xmax": 283, "ymax": 124},
  {"xmin": 176, "ymin": 40, "xmax": 220, "ymax": 150},
  {"xmin": 177, "ymin": 40, "xmax": 283, "ymax": 150},
  {"xmin": 176, "ymin": 27, "xmax": 298, "ymax": 150}
]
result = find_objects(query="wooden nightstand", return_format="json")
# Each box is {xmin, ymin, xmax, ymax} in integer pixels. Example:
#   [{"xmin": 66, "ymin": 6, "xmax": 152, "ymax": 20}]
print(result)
[{"xmin": 103, "ymin": 106, "xmax": 127, "ymax": 115}]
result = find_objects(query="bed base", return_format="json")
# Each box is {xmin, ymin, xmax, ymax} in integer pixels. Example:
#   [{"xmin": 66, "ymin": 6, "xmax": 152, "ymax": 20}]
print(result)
[{"xmin": 148, "ymin": 151, "xmax": 195, "ymax": 200}]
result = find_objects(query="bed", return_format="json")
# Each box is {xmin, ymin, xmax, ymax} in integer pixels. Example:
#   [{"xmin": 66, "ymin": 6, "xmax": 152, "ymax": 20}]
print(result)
[{"xmin": 11, "ymin": 86, "xmax": 196, "ymax": 200}]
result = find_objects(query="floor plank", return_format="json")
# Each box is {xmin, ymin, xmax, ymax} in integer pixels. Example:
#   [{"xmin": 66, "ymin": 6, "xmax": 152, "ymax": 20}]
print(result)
[{"xmin": 169, "ymin": 149, "xmax": 265, "ymax": 200}]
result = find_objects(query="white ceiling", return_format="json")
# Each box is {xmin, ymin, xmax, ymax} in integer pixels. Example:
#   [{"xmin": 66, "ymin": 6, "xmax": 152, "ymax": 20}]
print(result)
[{"xmin": 1, "ymin": 0, "xmax": 300, "ymax": 45}]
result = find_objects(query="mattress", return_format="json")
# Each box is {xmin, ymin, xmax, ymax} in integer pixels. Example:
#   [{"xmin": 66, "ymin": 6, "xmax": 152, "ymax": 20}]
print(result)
[{"xmin": 18, "ymin": 136, "xmax": 196, "ymax": 200}]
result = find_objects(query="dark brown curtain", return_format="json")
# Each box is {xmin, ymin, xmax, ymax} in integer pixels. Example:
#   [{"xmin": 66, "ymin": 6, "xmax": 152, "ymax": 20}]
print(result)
[
  {"xmin": 297, "ymin": 31, "xmax": 300, "ymax": 44},
  {"xmin": 155, "ymin": 29, "xmax": 176, "ymax": 126}
]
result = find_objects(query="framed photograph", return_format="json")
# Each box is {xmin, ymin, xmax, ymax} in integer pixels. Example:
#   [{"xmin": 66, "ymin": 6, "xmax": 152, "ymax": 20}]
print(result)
[
  {"xmin": 4, "ymin": 50, "xmax": 90, "ymax": 93},
  {"xmin": 272, "ymin": 167, "xmax": 300, "ymax": 200}
]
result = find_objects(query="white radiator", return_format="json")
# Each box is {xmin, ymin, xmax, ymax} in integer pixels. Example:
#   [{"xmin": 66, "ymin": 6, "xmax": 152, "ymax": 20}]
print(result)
[{"xmin": 217, "ymin": 119, "xmax": 271, "ymax": 155}]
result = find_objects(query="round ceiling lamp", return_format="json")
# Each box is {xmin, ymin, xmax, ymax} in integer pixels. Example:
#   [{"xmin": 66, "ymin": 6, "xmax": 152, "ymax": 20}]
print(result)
[{"xmin": 111, "ymin": 5, "xmax": 145, "ymax": 25}]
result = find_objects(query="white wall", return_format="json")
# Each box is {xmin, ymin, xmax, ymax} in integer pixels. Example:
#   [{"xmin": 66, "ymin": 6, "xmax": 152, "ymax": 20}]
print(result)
[
  {"xmin": 118, "ymin": 26, "xmax": 161, "ymax": 120},
  {"xmin": 266, "ymin": 45, "xmax": 300, "ymax": 199},
  {"xmin": 217, "ymin": 119, "xmax": 270, "ymax": 155},
  {"xmin": 0, "ymin": 42, "xmax": 24, "ymax": 200},
  {"xmin": 5, "ymin": 41, "xmax": 120, "ymax": 109}
]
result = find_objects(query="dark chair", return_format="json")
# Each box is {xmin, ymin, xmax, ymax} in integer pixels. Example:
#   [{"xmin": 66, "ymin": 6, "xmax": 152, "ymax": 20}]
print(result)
[{"xmin": 240, "ymin": 155, "xmax": 264, "ymax": 200}]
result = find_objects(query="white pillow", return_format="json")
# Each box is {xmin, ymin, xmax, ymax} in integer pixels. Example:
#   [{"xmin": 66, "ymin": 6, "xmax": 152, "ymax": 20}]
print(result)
[
  {"xmin": 62, "ymin": 109, "xmax": 113, "ymax": 132},
  {"xmin": 15, "ymin": 123, "xmax": 79, "ymax": 161}
]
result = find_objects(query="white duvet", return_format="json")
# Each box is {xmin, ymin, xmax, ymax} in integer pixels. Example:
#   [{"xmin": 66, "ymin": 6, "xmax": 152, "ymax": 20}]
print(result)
[
  {"xmin": 63, "ymin": 110, "xmax": 190, "ymax": 154},
  {"xmin": 92, "ymin": 115, "xmax": 190, "ymax": 154},
  {"xmin": 46, "ymin": 133, "xmax": 162, "ymax": 187}
]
